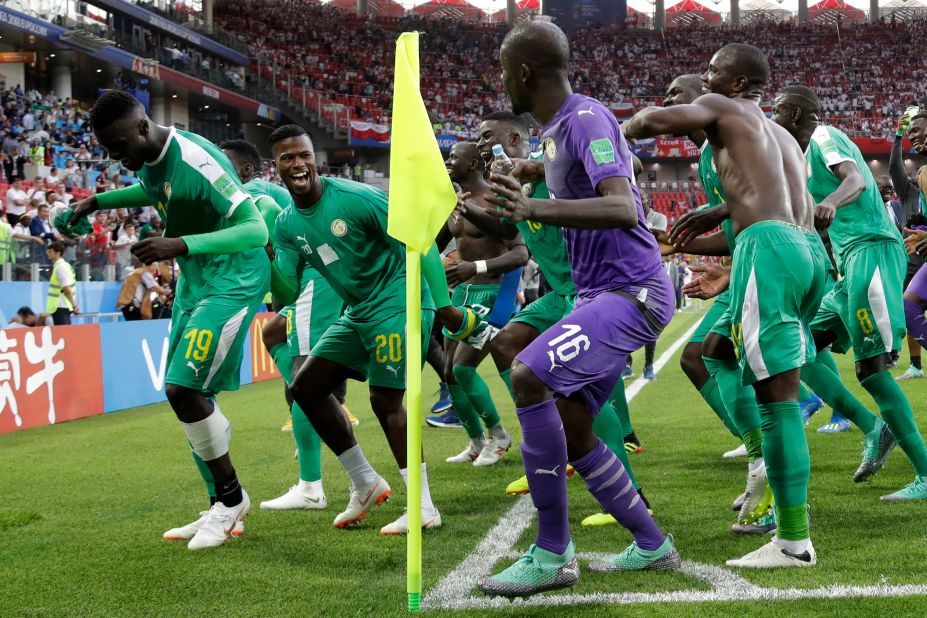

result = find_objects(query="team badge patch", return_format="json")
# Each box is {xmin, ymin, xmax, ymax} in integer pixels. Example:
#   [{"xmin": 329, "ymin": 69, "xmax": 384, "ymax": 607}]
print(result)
[
  {"xmin": 521, "ymin": 182, "xmax": 534, "ymax": 197},
  {"xmin": 544, "ymin": 137, "xmax": 557, "ymax": 161},
  {"xmin": 589, "ymin": 138, "xmax": 616, "ymax": 165},
  {"xmin": 163, "ymin": 182, "xmax": 172, "ymax": 200},
  {"xmin": 331, "ymin": 219, "xmax": 348, "ymax": 237}
]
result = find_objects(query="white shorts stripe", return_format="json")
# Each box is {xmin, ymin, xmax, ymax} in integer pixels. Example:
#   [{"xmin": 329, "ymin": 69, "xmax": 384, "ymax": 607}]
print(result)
[
  {"xmin": 294, "ymin": 280, "xmax": 315, "ymax": 356},
  {"xmin": 742, "ymin": 267, "xmax": 770, "ymax": 381},
  {"xmin": 203, "ymin": 306, "xmax": 250, "ymax": 390},
  {"xmin": 867, "ymin": 265, "xmax": 893, "ymax": 353}
]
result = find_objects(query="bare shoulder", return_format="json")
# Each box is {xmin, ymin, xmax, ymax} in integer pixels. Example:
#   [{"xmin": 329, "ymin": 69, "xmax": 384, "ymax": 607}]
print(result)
[{"xmin": 693, "ymin": 93, "xmax": 737, "ymax": 112}]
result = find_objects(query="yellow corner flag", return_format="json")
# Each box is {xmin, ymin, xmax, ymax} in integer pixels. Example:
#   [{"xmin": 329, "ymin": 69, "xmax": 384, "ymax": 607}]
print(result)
[
  {"xmin": 387, "ymin": 31, "xmax": 457, "ymax": 252},
  {"xmin": 385, "ymin": 32, "xmax": 456, "ymax": 613}
]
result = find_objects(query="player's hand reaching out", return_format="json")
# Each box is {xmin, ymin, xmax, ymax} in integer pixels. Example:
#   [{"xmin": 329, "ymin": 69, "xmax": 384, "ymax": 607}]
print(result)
[
  {"xmin": 70, "ymin": 195, "xmax": 99, "ymax": 220},
  {"xmin": 485, "ymin": 173, "xmax": 533, "ymax": 222},
  {"xmin": 511, "ymin": 159, "xmax": 544, "ymax": 183},
  {"xmin": 814, "ymin": 200, "xmax": 837, "ymax": 231},
  {"xmin": 653, "ymin": 230, "xmax": 677, "ymax": 256},
  {"xmin": 132, "ymin": 237, "xmax": 188, "ymax": 264},
  {"xmin": 446, "ymin": 260, "xmax": 477, "ymax": 286},
  {"xmin": 904, "ymin": 229, "xmax": 927, "ymax": 256},
  {"xmin": 669, "ymin": 203, "xmax": 728, "ymax": 246},
  {"xmin": 683, "ymin": 263, "xmax": 730, "ymax": 299}
]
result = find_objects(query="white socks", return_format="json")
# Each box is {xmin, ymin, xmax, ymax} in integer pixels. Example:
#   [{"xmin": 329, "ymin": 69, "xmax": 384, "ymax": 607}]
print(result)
[
  {"xmin": 488, "ymin": 424, "xmax": 509, "ymax": 441},
  {"xmin": 748, "ymin": 457, "xmax": 765, "ymax": 474},
  {"xmin": 775, "ymin": 537, "xmax": 810, "ymax": 554},
  {"xmin": 400, "ymin": 463, "xmax": 436, "ymax": 512},
  {"xmin": 297, "ymin": 479, "xmax": 324, "ymax": 494},
  {"xmin": 337, "ymin": 444, "xmax": 379, "ymax": 488}
]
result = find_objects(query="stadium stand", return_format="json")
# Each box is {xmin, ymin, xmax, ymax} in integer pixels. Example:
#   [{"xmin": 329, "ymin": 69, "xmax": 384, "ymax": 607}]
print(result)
[{"xmin": 216, "ymin": 2, "xmax": 927, "ymax": 141}]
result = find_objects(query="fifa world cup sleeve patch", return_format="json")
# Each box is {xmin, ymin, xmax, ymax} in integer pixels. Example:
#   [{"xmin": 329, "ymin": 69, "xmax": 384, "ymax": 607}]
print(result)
[
  {"xmin": 213, "ymin": 173, "xmax": 240, "ymax": 201},
  {"xmin": 588, "ymin": 138, "xmax": 616, "ymax": 165}
]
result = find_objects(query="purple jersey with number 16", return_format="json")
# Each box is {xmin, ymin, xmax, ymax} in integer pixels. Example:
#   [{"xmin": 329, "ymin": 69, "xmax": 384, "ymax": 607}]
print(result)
[{"xmin": 540, "ymin": 93, "xmax": 665, "ymax": 296}]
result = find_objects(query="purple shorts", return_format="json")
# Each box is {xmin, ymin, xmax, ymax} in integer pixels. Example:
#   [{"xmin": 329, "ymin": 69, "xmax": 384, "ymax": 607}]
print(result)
[
  {"xmin": 906, "ymin": 263, "xmax": 927, "ymax": 301},
  {"xmin": 516, "ymin": 271, "xmax": 674, "ymax": 414}
]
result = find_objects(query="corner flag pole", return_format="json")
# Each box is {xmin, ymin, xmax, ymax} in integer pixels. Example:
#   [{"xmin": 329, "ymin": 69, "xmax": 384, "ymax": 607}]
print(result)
[
  {"xmin": 386, "ymin": 31, "xmax": 458, "ymax": 610},
  {"xmin": 405, "ymin": 248, "xmax": 424, "ymax": 612}
]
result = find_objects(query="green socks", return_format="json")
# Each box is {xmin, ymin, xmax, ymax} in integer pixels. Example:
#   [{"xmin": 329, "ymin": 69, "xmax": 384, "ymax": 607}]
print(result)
[
  {"xmin": 453, "ymin": 365, "xmax": 502, "ymax": 430},
  {"xmin": 192, "ymin": 450, "xmax": 216, "ymax": 500},
  {"xmin": 292, "ymin": 402, "xmax": 322, "ymax": 482},
  {"xmin": 801, "ymin": 355, "xmax": 877, "ymax": 433},
  {"xmin": 758, "ymin": 400, "xmax": 810, "ymax": 542},
  {"xmin": 447, "ymin": 382, "xmax": 484, "ymax": 440},
  {"xmin": 270, "ymin": 341, "xmax": 322, "ymax": 482},
  {"xmin": 608, "ymin": 379, "xmax": 634, "ymax": 438},
  {"xmin": 797, "ymin": 383, "xmax": 813, "ymax": 402},
  {"xmin": 697, "ymin": 376, "xmax": 740, "ymax": 438},
  {"xmin": 270, "ymin": 343, "xmax": 293, "ymax": 385},
  {"xmin": 861, "ymin": 370, "xmax": 927, "ymax": 476},
  {"xmin": 499, "ymin": 368, "xmax": 513, "ymax": 398},
  {"xmin": 703, "ymin": 356, "xmax": 762, "ymax": 446},
  {"xmin": 592, "ymin": 402, "xmax": 640, "ymax": 489}
]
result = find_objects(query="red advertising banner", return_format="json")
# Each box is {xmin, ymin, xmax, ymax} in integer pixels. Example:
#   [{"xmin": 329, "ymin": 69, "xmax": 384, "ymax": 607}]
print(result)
[
  {"xmin": 0, "ymin": 325, "xmax": 104, "ymax": 433},
  {"xmin": 250, "ymin": 311, "xmax": 281, "ymax": 383}
]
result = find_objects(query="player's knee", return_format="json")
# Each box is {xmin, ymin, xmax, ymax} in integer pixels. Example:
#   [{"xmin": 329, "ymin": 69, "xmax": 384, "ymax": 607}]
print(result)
[
  {"xmin": 510, "ymin": 360, "xmax": 546, "ymax": 404},
  {"xmin": 262, "ymin": 316, "xmax": 286, "ymax": 349},
  {"xmin": 490, "ymin": 327, "xmax": 519, "ymax": 369},
  {"xmin": 856, "ymin": 356, "xmax": 886, "ymax": 383},
  {"xmin": 165, "ymin": 383, "xmax": 210, "ymax": 421},
  {"xmin": 369, "ymin": 389, "xmax": 402, "ymax": 419},
  {"xmin": 680, "ymin": 343, "xmax": 702, "ymax": 376}
]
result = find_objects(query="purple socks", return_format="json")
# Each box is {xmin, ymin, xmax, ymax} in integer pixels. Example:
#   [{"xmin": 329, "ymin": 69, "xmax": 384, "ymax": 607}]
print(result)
[
  {"xmin": 572, "ymin": 439, "xmax": 666, "ymax": 551},
  {"xmin": 517, "ymin": 399, "xmax": 570, "ymax": 555},
  {"xmin": 905, "ymin": 299, "xmax": 927, "ymax": 345}
]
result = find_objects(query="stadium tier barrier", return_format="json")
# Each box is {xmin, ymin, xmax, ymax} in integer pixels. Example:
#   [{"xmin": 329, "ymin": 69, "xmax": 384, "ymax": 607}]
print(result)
[
  {"xmin": 0, "ymin": 282, "xmax": 122, "ymax": 325},
  {"xmin": 0, "ymin": 312, "xmax": 281, "ymax": 434}
]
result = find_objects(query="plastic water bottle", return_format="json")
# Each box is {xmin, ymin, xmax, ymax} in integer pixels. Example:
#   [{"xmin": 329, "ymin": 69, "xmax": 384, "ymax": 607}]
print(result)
[{"xmin": 490, "ymin": 144, "xmax": 514, "ymax": 176}]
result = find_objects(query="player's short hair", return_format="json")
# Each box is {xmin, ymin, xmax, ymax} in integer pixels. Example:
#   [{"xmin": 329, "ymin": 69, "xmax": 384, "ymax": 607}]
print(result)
[
  {"xmin": 780, "ymin": 85, "xmax": 821, "ymax": 114},
  {"xmin": 219, "ymin": 139, "xmax": 262, "ymax": 170},
  {"xmin": 48, "ymin": 241, "xmax": 65, "ymax": 254},
  {"xmin": 16, "ymin": 306, "xmax": 34, "ymax": 318},
  {"xmin": 503, "ymin": 21, "xmax": 570, "ymax": 72},
  {"xmin": 268, "ymin": 124, "xmax": 313, "ymax": 149},
  {"xmin": 90, "ymin": 91, "xmax": 143, "ymax": 132},
  {"xmin": 719, "ymin": 43, "xmax": 769, "ymax": 89},
  {"xmin": 482, "ymin": 111, "xmax": 530, "ymax": 136},
  {"xmin": 912, "ymin": 110, "xmax": 927, "ymax": 123}
]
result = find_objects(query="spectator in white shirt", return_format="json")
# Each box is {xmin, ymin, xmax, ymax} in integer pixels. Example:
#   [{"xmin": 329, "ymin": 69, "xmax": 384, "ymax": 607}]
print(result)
[{"xmin": 5, "ymin": 177, "xmax": 28, "ymax": 225}]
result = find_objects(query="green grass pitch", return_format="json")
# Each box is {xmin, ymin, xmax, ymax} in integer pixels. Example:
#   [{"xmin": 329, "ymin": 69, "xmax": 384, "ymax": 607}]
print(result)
[{"xmin": 2, "ymin": 307, "xmax": 927, "ymax": 617}]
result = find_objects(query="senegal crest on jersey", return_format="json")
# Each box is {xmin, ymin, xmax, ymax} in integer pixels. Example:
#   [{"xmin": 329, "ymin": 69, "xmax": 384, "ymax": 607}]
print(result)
[{"xmin": 543, "ymin": 137, "xmax": 557, "ymax": 161}]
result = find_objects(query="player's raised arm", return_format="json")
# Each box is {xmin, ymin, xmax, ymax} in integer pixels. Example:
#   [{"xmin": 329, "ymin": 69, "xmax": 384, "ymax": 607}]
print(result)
[
  {"xmin": 268, "ymin": 214, "xmax": 301, "ymax": 306},
  {"xmin": 487, "ymin": 172, "xmax": 639, "ymax": 229},
  {"xmin": 623, "ymin": 97, "xmax": 721, "ymax": 141}
]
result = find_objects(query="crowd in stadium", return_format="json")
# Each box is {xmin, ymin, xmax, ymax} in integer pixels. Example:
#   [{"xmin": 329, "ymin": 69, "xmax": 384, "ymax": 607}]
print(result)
[
  {"xmin": 217, "ymin": 1, "xmax": 927, "ymax": 140},
  {"xmin": 0, "ymin": 87, "xmax": 159, "ymax": 278}
]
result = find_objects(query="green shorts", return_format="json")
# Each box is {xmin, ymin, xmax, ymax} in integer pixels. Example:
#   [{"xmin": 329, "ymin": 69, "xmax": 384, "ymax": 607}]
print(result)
[
  {"xmin": 691, "ymin": 290, "xmax": 732, "ymax": 344},
  {"xmin": 443, "ymin": 282, "xmax": 501, "ymax": 341},
  {"xmin": 310, "ymin": 308, "xmax": 435, "ymax": 390},
  {"xmin": 284, "ymin": 273, "xmax": 344, "ymax": 357},
  {"xmin": 728, "ymin": 221, "xmax": 827, "ymax": 386},
  {"xmin": 509, "ymin": 292, "xmax": 575, "ymax": 333},
  {"xmin": 166, "ymin": 297, "xmax": 261, "ymax": 395},
  {"xmin": 810, "ymin": 241, "xmax": 906, "ymax": 360}
]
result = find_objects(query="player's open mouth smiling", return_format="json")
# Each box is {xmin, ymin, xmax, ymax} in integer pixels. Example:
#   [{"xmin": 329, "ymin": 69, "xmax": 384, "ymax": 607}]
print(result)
[{"xmin": 289, "ymin": 171, "xmax": 310, "ymax": 185}]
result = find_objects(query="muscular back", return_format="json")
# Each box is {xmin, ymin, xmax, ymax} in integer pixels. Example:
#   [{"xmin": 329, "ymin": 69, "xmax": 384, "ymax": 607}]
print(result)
[
  {"xmin": 701, "ymin": 95, "xmax": 797, "ymax": 234},
  {"xmin": 769, "ymin": 120, "xmax": 814, "ymax": 231}
]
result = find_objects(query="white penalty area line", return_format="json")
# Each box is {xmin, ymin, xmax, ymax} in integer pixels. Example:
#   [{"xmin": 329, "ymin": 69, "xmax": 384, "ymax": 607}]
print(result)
[{"xmin": 423, "ymin": 320, "xmax": 703, "ymax": 610}]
